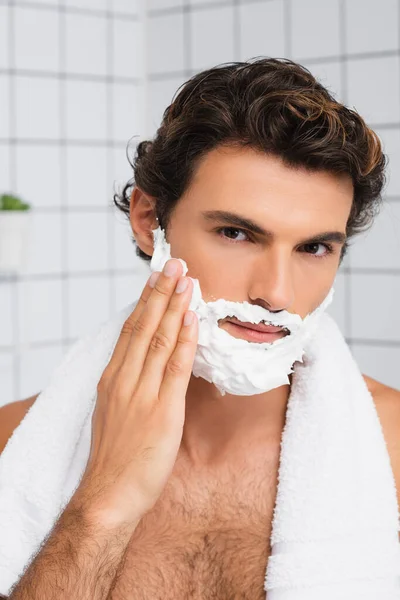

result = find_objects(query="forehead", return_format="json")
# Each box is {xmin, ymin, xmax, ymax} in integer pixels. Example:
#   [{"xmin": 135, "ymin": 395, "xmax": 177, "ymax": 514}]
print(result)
[{"xmin": 180, "ymin": 145, "xmax": 353, "ymax": 227}]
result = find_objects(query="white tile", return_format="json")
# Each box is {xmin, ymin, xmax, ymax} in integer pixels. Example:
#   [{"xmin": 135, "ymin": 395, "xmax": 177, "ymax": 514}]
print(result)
[
  {"xmin": 67, "ymin": 274, "xmax": 110, "ymax": 338},
  {"xmin": 239, "ymin": 0, "xmax": 285, "ymax": 61},
  {"xmin": 0, "ymin": 75, "xmax": 9, "ymax": 139},
  {"xmin": 345, "ymin": 0, "xmax": 399, "ymax": 55},
  {"xmin": 113, "ymin": 18, "xmax": 144, "ymax": 78},
  {"xmin": 375, "ymin": 128, "xmax": 400, "ymax": 197},
  {"xmin": 18, "ymin": 278, "xmax": 63, "ymax": 345},
  {"xmin": 14, "ymin": 6, "xmax": 59, "ymax": 71},
  {"xmin": 352, "ymin": 344, "xmax": 400, "ymax": 391},
  {"xmin": 113, "ymin": 0, "xmax": 140, "ymax": 13},
  {"xmin": 0, "ymin": 283, "xmax": 15, "ymax": 347},
  {"xmin": 113, "ymin": 211, "xmax": 137, "ymax": 269},
  {"xmin": 0, "ymin": 146, "xmax": 11, "ymax": 192},
  {"xmin": 69, "ymin": 0, "xmax": 107, "ymax": 9},
  {"xmin": 350, "ymin": 273, "xmax": 400, "ymax": 342},
  {"xmin": 301, "ymin": 61, "xmax": 343, "ymax": 103},
  {"xmin": 347, "ymin": 56, "xmax": 400, "ymax": 125},
  {"xmin": 113, "ymin": 83, "xmax": 145, "ymax": 142},
  {"xmin": 20, "ymin": 0, "xmax": 58, "ymax": 4},
  {"xmin": 190, "ymin": 5, "xmax": 235, "ymax": 71},
  {"xmin": 111, "ymin": 153, "xmax": 133, "ymax": 215},
  {"xmin": 0, "ymin": 6, "xmax": 9, "ymax": 70},
  {"xmin": 66, "ymin": 211, "xmax": 109, "ymax": 272},
  {"xmin": 15, "ymin": 145, "xmax": 62, "ymax": 208},
  {"xmin": 19, "ymin": 344, "xmax": 65, "ymax": 400},
  {"xmin": 24, "ymin": 212, "xmax": 63, "ymax": 275},
  {"xmin": 0, "ymin": 352, "xmax": 15, "ymax": 408},
  {"xmin": 66, "ymin": 13, "xmax": 107, "ymax": 76},
  {"xmin": 66, "ymin": 146, "xmax": 109, "ymax": 207},
  {"xmin": 349, "ymin": 201, "xmax": 400, "ymax": 270},
  {"xmin": 16, "ymin": 76, "xmax": 60, "ymax": 140},
  {"xmin": 112, "ymin": 146, "xmax": 135, "ymax": 192},
  {"xmin": 146, "ymin": 75, "xmax": 187, "ymax": 134},
  {"xmin": 291, "ymin": 0, "xmax": 340, "ymax": 60},
  {"xmin": 134, "ymin": 254, "xmax": 150, "ymax": 281},
  {"xmin": 325, "ymin": 271, "xmax": 347, "ymax": 336},
  {"xmin": 148, "ymin": 0, "xmax": 183, "ymax": 9},
  {"xmin": 148, "ymin": 12, "xmax": 185, "ymax": 74},
  {"xmin": 114, "ymin": 269, "xmax": 150, "ymax": 313},
  {"xmin": 65, "ymin": 79, "xmax": 107, "ymax": 140}
]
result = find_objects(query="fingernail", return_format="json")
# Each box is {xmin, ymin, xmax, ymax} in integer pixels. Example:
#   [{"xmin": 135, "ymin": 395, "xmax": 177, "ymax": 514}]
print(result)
[
  {"xmin": 184, "ymin": 311, "xmax": 194, "ymax": 326},
  {"xmin": 163, "ymin": 260, "xmax": 178, "ymax": 277},
  {"xmin": 149, "ymin": 272, "xmax": 160, "ymax": 288},
  {"xmin": 175, "ymin": 277, "xmax": 188, "ymax": 294}
]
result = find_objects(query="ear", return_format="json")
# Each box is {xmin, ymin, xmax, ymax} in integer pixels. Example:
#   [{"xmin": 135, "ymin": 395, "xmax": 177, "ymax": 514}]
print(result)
[{"xmin": 129, "ymin": 187, "xmax": 158, "ymax": 257}]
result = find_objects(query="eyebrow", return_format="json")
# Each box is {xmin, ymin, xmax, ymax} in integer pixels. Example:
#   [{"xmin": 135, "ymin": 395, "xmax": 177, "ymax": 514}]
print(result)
[{"xmin": 202, "ymin": 210, "xmax": 347, "ymax": 246}]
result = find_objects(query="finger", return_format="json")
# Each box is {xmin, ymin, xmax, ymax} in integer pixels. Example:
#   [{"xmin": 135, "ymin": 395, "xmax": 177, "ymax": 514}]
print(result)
[
  {"xmin": 158, "ymin": 310, "xmax": 198, "ymax": 414},
  {"xmin": 93, "ymin": 271, "xmax": 160, "ymax": 440},
  {"xmin": 137, "ymin": 276, "xmax": 194, "ymax": 396},
  {"xmin": 93, "ymin": 271, "xmax": 162, "ymax": 441},
  {"xmin": 99, "ymin": 270, "xmax": 161, "ymax": 388},
  {"xmin": 117, "ymin": 259, "xmax": 184, "ymax": 395}
]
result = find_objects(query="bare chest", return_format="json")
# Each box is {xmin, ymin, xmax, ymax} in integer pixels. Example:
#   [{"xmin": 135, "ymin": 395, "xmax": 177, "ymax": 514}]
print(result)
[{"xmin": 108, "ymin": 454, "xmax": 280, "ymax": 600}]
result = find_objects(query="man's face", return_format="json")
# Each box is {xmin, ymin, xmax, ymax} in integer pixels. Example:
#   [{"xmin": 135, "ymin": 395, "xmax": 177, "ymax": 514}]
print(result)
[{"xmin": 152, "ymin": 145, "xmax": 353, "ymax": 337}]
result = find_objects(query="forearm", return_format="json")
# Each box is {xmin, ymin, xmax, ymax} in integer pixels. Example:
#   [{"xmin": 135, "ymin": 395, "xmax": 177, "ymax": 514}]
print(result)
[{"xmin": 7, "ymin": 499, "xmax": 137, "ymax": 600}]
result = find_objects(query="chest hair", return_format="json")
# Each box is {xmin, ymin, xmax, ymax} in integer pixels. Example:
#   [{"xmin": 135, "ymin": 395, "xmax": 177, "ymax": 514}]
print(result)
[{"xmin": 107, "ymin": 453, "xmax": 280, "ymax": 600}]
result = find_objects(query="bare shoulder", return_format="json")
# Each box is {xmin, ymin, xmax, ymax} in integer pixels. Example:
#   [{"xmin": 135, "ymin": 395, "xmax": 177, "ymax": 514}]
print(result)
[
  {"xmin": 362, "ymin": 374, "xmax": 400, "ymax": 517},
  {"xmin": 363, "ymin": 373, "xmax": 400, "ymax": 417},
  {"xmin": 362, "ymin": 373, "xmax": 390, "ymax": 398},
  {"xmin": 0, "ymin": 393, "xmax": 40, "ymax": 454},
  {"xmin": 362, "ymin": 373, "xmax": 400, "ymax": 445}
]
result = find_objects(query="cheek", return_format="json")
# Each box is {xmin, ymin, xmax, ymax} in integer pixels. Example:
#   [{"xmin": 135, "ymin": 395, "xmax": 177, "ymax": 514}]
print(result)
[
  {"xmin": 191, "ymin": 260, "xmax": 246, "ymax": 302},
  {"xmin": 167, "ymin": 227, "xmax": 264, "ymax": 301},
  {"xmin": 170, "ymin": 243, "xmax": 244, "ymax": 300},
  {"xmin": 295, "ymin": 282, "xmax": 335, "ymax": 319}
]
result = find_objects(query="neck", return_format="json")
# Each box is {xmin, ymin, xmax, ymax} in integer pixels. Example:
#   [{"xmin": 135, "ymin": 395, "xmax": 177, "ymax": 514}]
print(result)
[{"xmin": 180, "ymin": 373, "xmax": 292, "ymax": 468}]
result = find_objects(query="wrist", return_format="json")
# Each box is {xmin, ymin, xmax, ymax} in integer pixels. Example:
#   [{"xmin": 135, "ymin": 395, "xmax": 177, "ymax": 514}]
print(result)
[{"xmin": 67, "ymin": 491, "xmax": 143, "ymax": 537}]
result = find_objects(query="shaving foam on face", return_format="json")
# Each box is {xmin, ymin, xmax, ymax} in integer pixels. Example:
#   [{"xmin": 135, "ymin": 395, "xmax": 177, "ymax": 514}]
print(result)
[{"xmin": 150, "ymin": 227, "xmax": 334, "ymax": 396}]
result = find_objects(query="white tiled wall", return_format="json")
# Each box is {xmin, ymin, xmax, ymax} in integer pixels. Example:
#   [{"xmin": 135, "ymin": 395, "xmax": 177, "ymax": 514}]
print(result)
[
  {"xmin": 0, "ymin": 0, "xmax": 150, "ymax": 406},
  {"xmin": 1, "ymin": 0, "xmax": 400, "ymax": 407}
]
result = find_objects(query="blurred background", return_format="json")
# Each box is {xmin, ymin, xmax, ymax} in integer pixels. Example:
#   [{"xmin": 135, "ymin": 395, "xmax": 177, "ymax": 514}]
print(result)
[{"xmin": 0, "ymin": 0, "xmax": 399, "ymax": 407}]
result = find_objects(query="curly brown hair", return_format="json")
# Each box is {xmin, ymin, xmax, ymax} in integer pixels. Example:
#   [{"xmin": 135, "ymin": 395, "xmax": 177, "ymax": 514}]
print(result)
[{"xmin": 113, "ymin": 57, "xmax": 387, "ymax": 265}]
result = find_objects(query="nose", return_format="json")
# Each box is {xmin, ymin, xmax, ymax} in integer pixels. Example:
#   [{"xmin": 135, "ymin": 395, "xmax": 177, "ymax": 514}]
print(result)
[{"xmin": 248, "ymin": 248, "xmax": 295, "ymax": 312}]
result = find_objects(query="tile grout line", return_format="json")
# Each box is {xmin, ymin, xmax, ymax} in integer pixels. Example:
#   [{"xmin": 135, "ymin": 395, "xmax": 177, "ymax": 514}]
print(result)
[
  {"xmin": 106, "ymin": 0, "xmax": 115, "ymax": 317},
  {"xmin": 8, "ymin": 0, "xmax": 21, "ymax": 400},
  {"xmin": 59, "ymin": 0, "xmax": 70, "ymax": 355},
  {"xmin": 339, "ymin": 0, "xmax": 353, "ymax": 348}
]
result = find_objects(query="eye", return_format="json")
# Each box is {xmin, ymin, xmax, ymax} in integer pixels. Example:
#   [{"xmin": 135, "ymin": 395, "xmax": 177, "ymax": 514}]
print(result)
[
  {"xmin": 301, "ymin": 242, "xmax": 334, "ymax": 259},
  {"xmin": 216, "ymin": 227, "xmax": 251, "ymax": 242}
]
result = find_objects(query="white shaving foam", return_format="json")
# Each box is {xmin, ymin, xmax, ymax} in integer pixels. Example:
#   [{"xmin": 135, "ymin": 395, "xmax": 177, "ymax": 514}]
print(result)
[{"xmin": 150, "ymin": 227, "xmax": 334, "ymax": 396}]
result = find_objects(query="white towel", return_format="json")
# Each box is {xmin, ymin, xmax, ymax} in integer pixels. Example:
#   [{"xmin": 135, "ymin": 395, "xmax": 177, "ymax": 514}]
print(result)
[{"xmin": 0, "ymin": 300, "xmax": 399, "ymax": 598}]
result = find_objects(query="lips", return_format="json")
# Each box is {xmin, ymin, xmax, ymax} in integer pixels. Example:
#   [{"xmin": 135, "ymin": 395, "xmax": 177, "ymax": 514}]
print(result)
[
  {"xmin": 223, "ymin": 319, "xmax": 289, "ymax": 343},
  {"xmin": 225, "ymin": 318, "xmax": 286, "ymax": 334}
]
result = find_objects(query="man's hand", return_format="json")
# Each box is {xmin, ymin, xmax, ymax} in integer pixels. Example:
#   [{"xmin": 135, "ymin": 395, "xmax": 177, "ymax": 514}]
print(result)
[{"xmin": 73, "ymin": 258, "xmax": 198, "ymax": 529}]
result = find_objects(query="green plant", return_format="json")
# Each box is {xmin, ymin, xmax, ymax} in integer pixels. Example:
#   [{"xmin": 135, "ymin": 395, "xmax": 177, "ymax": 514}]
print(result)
[{"xmin": 0, "ymin": 193, "xmax": 31, "ymax": 211}]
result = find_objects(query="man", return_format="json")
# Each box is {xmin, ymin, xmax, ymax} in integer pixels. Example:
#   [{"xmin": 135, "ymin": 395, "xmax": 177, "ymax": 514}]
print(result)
[{"xmin": 0, "ymin": 58, "xmax": 400, "ymax": 599}]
